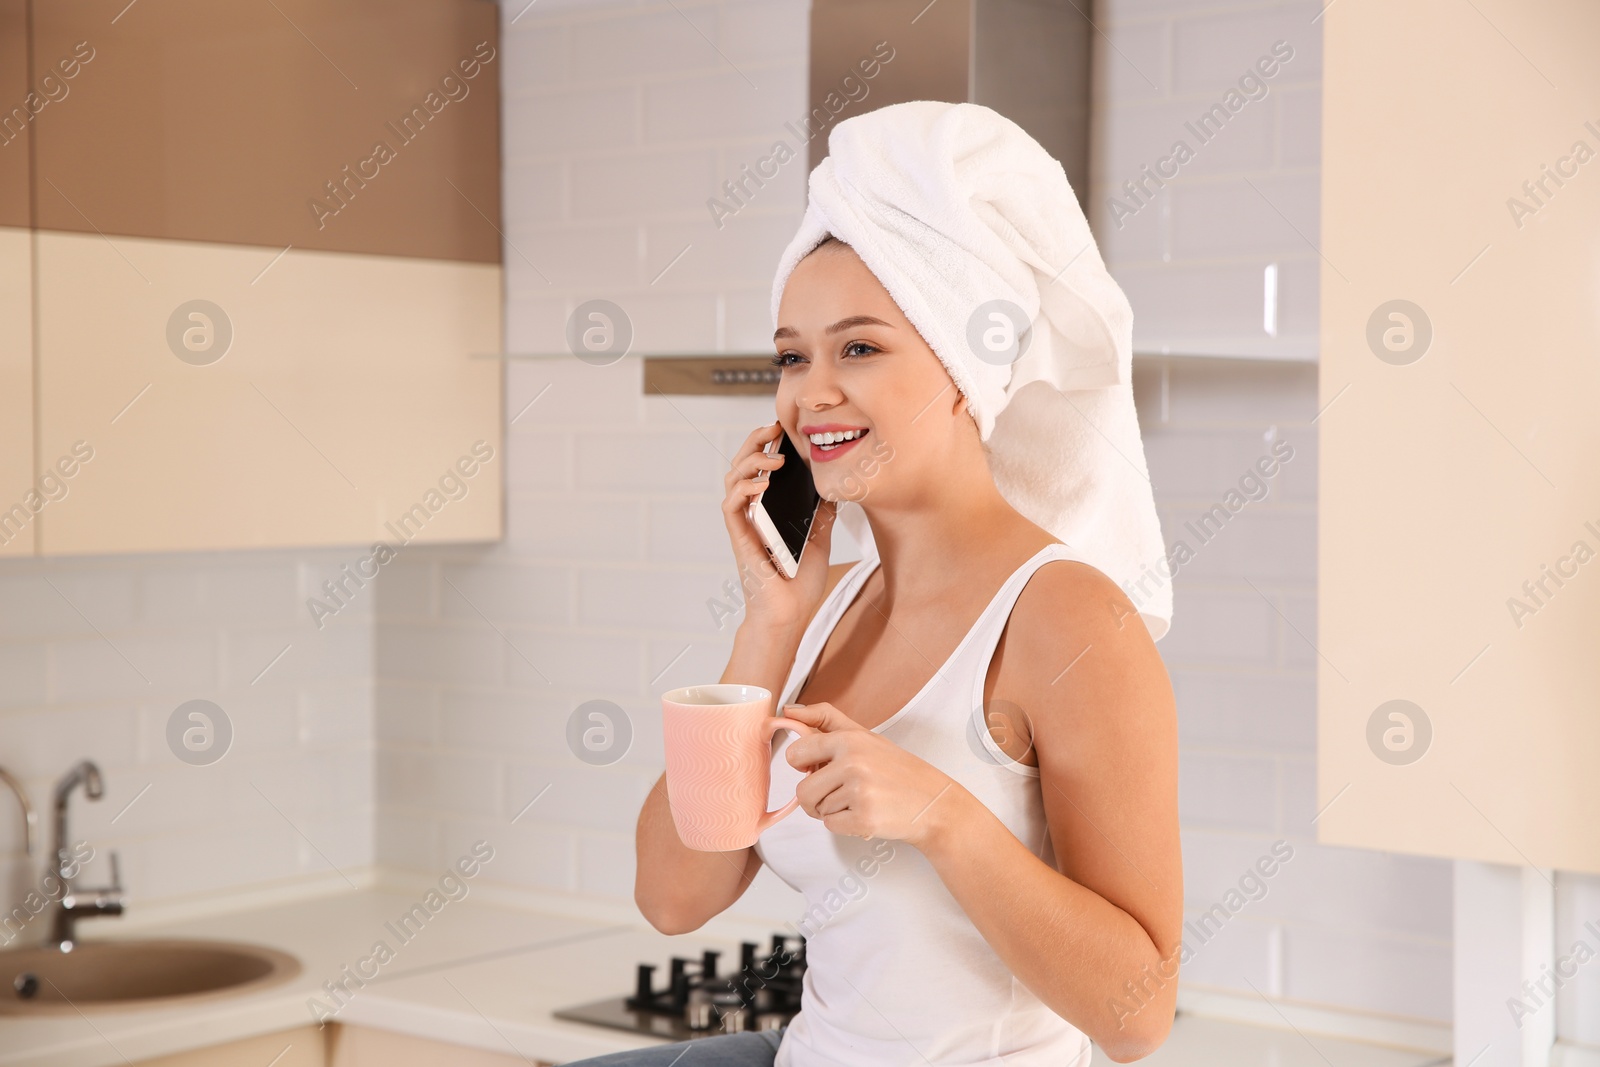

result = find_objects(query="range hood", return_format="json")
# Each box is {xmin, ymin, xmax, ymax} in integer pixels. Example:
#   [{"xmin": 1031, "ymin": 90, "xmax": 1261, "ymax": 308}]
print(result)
[
  {"xmin": 805, "ymin": 0, "xmax": 1092, "ymax": 211},
  {"xmin": 645, "ymin": 0, "xmax": 1093, "ymax": 395}
]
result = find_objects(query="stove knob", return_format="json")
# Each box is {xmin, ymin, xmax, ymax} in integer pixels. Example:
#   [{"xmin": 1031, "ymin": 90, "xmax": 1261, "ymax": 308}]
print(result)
[
  {"xmin": 685, "ymin": 989, "xmax": 715, "ymax": 1030},
  {"xmin": 711, "ymin": 992, "xmax": 747, "ymax": 1034}
]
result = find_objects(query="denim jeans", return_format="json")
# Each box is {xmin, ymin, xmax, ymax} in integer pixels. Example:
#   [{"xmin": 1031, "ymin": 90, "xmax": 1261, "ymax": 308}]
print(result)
[{"xmin": 560, "ymin": 1027, "xmax": 786, "ymax": 1065}]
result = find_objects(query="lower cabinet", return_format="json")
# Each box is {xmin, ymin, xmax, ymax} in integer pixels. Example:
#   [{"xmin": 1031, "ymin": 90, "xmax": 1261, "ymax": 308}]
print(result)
[{"xmin": 129, "ymin": 1023, "xmax": 558, "ymax": 1067}]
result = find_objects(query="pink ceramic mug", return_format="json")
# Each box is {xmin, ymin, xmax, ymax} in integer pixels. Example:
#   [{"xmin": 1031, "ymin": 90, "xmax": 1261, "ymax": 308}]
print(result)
[{"xmin": 661, "ymin": 684, "xmax": 814, "ymax": 851}]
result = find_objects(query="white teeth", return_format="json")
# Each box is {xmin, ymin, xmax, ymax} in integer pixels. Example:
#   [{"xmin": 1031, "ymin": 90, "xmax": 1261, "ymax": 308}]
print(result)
[{"xmin": 809, "ymin": 428, "xmax": 866, "ymax": 447}]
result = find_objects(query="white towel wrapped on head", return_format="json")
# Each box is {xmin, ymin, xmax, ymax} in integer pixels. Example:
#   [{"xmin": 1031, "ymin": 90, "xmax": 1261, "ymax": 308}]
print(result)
[{"xmin": 769, "ymin": 100, "xmax": 1172, "ymax": 641}]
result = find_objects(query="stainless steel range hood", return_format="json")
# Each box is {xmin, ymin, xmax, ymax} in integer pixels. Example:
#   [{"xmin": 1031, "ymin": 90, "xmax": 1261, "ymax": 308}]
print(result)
[
  {"xmin": 644, "ymin": 0, "xmax": 1094, "ymax": 395},
  {"xmin": 805, "ymin": 0, "xmax": 1092, "ymax": 211}
]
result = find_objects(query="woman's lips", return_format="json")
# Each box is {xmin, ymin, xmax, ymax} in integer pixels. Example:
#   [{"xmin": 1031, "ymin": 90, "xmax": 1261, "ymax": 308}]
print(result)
[{"xmin": 808, "ymin": 429, "xmax": 868, "ymax": 463}]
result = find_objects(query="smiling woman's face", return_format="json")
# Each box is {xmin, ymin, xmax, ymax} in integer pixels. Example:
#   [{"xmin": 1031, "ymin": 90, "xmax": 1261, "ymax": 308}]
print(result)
[{"xmin": 773, "ymin": 239, "xmax": 975, "ymax": 505}]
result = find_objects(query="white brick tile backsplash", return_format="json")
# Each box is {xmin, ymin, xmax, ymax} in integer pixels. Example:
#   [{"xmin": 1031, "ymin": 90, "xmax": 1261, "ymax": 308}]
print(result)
[
  {"xmin": 0, "ymin": 703, "xmax": 139, "ymax": 783},
  {"xmin": 380, "ymin": 748, "xmax": 501, "ymax": 817},
  {"xmin": 609, "ymin": 290, "xmax": 721, "ymax": 352},
  {"xmin": 570, "ymin": 149, "xmax": 719, "ymax": 221},
  {"xmin": 1098, "ymin": 18, "xmax": 1171, "ymax": 103},
  {"xmin": 1115, "ymin": 259, "xmax": 1279, "ymax": 341},
  {"xmin": 1170, "ymin": 173, "xmax": 1319, "ymax": 259},
  {"xmin": 1269, "ymin": 839, "xmax": 1454, "ymax": 939},
  {"xmin": 441, "ymin": 817, "xmax": 574, "ymax": 892},
  {"xmin": 374, "ymin": 682, "xmax": 438, "ymax": 745},
  {"xmin": 578, "ymin": 565, "xmax": 728, "ymax": 634},
  {"xmin": 507, "ymin": 360, "xmax": 643, "ymax": 429},
  {"xmin": 576, "ymin": 430, "xmax": 724, "ymax": 493},
  {"xmin": 1276, "ymin": 590, "xmax": 1318, "ymax": 669},
  {"xmin": 1096, "ymin": 97, "xmax": 1277, "ymax": 187},
  {"xmin": 506, "ymin": 761, "xmax": 652, "ymax": 832},
  {"xmin": 1179, "ymin": 750, "xmax": 1279, "ymax": 831},
  {"xmin": 502, "ymin": 85, "xmax": 638, "ymax": 156},
  {"xmin": 645, "ymin": 498, "xmax": 735, "ymax": 565},
  {"xmin": 642, "ymin": 67, "xmax": 806, "ymax": 144},
  {"xmin": 1171, "ymin": 669, "xmax": 1315, "ymax": 752},
  {"xmin": 1158, "ymin": 587, "xmax": 1278, "ymax": 666},
  {"xmin": 515, "ymin": 221, "xmax": 642, "ymax": 288},
  {"xmin": 504, "ymin": 430, "xmax": 575, "ymax": 494},
  {"xmin": 1144, "ymin": 425, "xmax": 1292, "ymax": 499},
  {"xmin": 438, "ymin": 688, "xmax": 551, "ymax": 754},
  {"xmin": 0, "ymin": 645, "xmax": 48, "ymax": 712},
  {"xmin": 645, "ymin": 213, "xmax": 801, "ymax": 288},
  {"xmin": 503, "ymin": 295, "xmax": 570, "ymax": 355},
  {"xmin": 502, "ymin": 158, "xmax": 566, "ymax": 224},
  {"xmin": 1283, "ymin": 923, "xmax": 1452, "ymax": 1022},
  {"xmin": 577, "ymin": 831, "xmax": 636, "ymax": 897},
  {"xmin": 716, "ymin": 0, "xmax": 808, "ymax": 65},
  {"xmin": 376, "ymin": 810, "xmax": 442, "ymax": 871},
  {"xmin": 376, "ymin": 623, "xmax": 505, "ymax": 687},
  {"xmin": 724, "ymin": 285, "xmax": 786, "ymax": 351},
  {"xmin": 502, "ymin": 629, "xmax": 645, "ymax": 694},
  {"xmin": 568, "ymin": 7, "xmax": 725, "ymax": 82},
  {"xmin": 642, "ymin": 390, "xmax": 774, "ymax": 433},
  {"xmin": 1166, "ymin": 508, "xmax": 1316, "ymax": 582},
  {"xmin": 1276, "ymin": 83, "xmax": 1321, "ymax": 167},
  {"xmin": 1170, "ymin": 6, "xmax": 1323, "ymax": 96},
  {"xmin": 1278, "ymin": 752, "xmax": 1318, "ymax": 831},
  {"xmin": 1177, "ymin": 915, "xmax": 1281, "ymax": 992},
  {"xmin": 506, "ymin": 494, "xmax": 644, "ymax": 560},
  {"xmin": 500, "ymin": 20, "xmax": 570, "ymax": 95},
  {"xmin": 440, "ymin": 562, "xmax": 570, "ymax": 626},
  {"xmin": 51, "ymin": 633, "xmax": 217, "ymax": 703},
  {"xmin": 138, "ymin": 814, "xmax": 302, "ymax": 899}
]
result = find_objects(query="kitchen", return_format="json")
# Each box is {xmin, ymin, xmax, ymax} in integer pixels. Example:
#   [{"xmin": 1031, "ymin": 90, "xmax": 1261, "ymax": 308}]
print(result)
[{"xmin": 1, "ymin": 0, "xmax": 1596, "ymax": 1065}]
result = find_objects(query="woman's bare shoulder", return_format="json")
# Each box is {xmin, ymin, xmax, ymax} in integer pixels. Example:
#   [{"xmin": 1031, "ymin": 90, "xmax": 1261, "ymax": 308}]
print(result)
[{"xmin": 1006, "ymin": 555, "xmax": 1159, "ymax": 684}]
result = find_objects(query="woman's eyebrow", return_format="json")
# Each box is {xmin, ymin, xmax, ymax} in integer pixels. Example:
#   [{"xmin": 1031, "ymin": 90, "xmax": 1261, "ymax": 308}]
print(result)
[{"xmin": 772, "ymin": 315, "xmax": 894, "ymax": 342}]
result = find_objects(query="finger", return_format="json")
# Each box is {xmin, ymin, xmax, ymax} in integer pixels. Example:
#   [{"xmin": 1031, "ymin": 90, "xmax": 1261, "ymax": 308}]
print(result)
[
  {"xmin": 783, "ymin": 701, "xmax": 860, "ymax": 732},
  {"xmin": 723, "ymin": 447, "xmax": 784, "ymax": 491},
  {"xmin": 784, "ymin": 730, "xmax": 842, "ymax": 772},
  {"xmin": 794, "ymin": 763, "xmax": 849, "ymax": 815}
]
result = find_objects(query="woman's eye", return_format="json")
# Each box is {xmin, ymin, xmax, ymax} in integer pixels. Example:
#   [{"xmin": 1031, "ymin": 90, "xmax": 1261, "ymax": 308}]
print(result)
[{"xmin": 769, "ymin": 342, "xmax": 876, "ymax": 368}]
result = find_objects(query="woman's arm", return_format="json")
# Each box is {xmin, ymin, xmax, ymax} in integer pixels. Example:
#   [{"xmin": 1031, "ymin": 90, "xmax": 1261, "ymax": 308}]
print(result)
[
  {"xmin": 634, "ymin": 562, "xmax": 857, "ymax": 934},
  {"xmin": 781, "ymin": 563, "xmax": 1182, "ymax": 1062}
]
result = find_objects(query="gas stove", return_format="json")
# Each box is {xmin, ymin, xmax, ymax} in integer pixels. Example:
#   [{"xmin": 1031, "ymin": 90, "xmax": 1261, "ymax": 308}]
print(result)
[{"xmin": 554, "ymin": 932, "xmax": 806, "ymax": 1041}]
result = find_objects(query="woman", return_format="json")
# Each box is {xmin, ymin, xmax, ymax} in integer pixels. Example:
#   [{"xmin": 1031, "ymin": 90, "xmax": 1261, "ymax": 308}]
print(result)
[{"xmin": 574, "ymin": 103, "xmax": 1181, "ymax": 1066}]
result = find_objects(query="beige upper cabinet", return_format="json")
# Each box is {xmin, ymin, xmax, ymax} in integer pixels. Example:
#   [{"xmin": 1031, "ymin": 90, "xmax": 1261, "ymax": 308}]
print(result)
[
  {"xmin": 19, "ymin": 0, "xmax": 503, "ymax": 556},
  {"xmin": 1319, "ymin": 1, "xmax": 1600, "ymax": 872},
  {"xmin": 0, "ymin": 0, "xmax": 34, "ymax": 559}
]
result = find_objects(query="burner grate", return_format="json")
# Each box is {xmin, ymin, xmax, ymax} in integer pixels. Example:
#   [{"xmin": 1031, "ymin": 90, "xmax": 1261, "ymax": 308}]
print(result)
[{"xmin": 553, "ymin": 932, "xmax": 806, "ymax": 1042}]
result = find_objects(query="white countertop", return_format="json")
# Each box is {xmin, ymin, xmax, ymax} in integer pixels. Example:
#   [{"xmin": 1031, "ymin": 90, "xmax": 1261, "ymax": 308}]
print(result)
[
  {"xmin": 0, "ymin": 888, "xmax": 715, "ymax": 1066},
  {"xmin": 0, "ymin": 888, "xmax": 1448, "ymax": 1067}
]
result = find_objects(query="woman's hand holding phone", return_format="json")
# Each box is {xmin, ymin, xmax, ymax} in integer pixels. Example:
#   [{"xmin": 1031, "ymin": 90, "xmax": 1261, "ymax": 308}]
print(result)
[{"xmin": 722, "ymin": 420, "xmax": 838, "ymax": 638}]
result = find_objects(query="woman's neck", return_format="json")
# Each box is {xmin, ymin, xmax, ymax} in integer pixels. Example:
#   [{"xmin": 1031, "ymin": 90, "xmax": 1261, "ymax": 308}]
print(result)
[{"xmin": 856, "ymin": 485, "xmax": 1048, "ymax": 609}]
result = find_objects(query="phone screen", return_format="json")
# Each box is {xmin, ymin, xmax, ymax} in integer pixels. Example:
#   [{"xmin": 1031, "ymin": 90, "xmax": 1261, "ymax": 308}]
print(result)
[{"xmin": 761, "ymin": 430, "xmax": 820, "ymax": 564}]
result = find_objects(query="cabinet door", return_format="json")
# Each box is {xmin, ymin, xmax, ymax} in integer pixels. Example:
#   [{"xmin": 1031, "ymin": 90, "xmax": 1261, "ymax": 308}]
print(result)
[
  {"xmin": 0, "ymin": 0, "xmax": 33, "ymax": 558},
  {"xmin": 1319, "ymin": 0, "xmax": 1600, "ymax": 871},
  {"xmin": 28, "ymin": 0, "xmax": 503, "ymax": 555}
]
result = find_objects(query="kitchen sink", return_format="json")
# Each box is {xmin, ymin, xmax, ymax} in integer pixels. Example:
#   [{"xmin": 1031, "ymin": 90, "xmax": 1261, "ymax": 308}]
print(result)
[{"xmin": 0, "ymin": 938, "xmax": 301, "ymax": 1014}]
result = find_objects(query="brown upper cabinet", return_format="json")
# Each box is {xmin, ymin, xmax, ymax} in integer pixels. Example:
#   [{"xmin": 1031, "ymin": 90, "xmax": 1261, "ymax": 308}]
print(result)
[{"xmin": 4, "ymin": 0, "xmax": 503, "ymax": 556}]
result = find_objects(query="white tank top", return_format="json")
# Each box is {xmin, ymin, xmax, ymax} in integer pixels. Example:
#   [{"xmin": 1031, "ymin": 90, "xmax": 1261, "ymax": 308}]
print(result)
[{"xmin": 755, "ymin": 541, "xmax": 1094, "ymax": 1067}]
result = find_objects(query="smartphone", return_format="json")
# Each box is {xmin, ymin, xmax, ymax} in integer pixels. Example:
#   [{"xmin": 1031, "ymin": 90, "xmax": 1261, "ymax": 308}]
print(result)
[{"xmin": 746, "ymin": 427, "xmax": 820, "ymax": 579}]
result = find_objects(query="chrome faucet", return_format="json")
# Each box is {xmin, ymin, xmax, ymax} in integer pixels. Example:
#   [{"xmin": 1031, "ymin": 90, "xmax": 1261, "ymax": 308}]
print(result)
[
  {"xmin": 0, "ymin": 766, "xmax": 35, "ymax": 856},
  {"xmin": 47, "ymin": 760, "xmax": 123, "ymax": 951}
]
